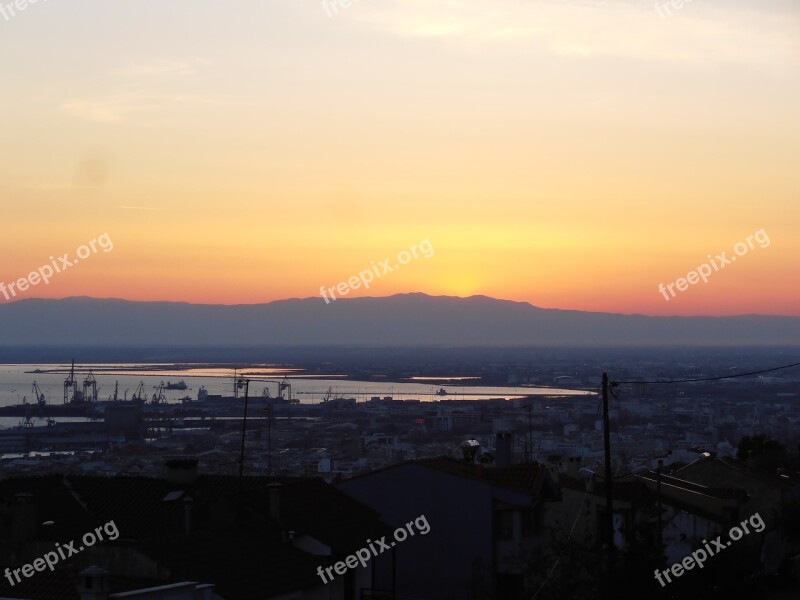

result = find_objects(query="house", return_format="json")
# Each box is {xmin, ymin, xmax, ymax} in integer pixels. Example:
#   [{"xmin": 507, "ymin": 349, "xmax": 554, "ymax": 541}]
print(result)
[
  {"xmin": 0, "ymin": 460, "xmax": 396, "ymax": 600},
  {"xmin": 633, "ymin": 469, "xmax": 748, "ymax": 565},
  {"xmin": 552, "ymin": 462, "xmax": 793, "ymax": 597},
  {"xmin": 675, "ymin": 454, "xmax": 800, "ymax": 574},
  {"xmin": 337, "ymin": 456, "xmax": 560, "ymax": 600}
]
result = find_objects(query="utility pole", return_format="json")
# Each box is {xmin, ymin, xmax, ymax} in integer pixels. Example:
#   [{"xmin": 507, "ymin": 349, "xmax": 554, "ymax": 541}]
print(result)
[
  {"xmin": 527, "ymin": 400, "xmax": 533, "ymax": 462},
  {"xmin": 657, "ymin": 458, "xmax": 664, "ymax": 553},
  {"xmin": 266, "ymin": 405, "xmax": 272, "ymax": 476},
  {"xmin": 237, "ymin": 378, "xmax": 250, "ymax": 519},
  {"xmin": 602, "ymin": 372, "xmax": 615, "ymax": 596}
]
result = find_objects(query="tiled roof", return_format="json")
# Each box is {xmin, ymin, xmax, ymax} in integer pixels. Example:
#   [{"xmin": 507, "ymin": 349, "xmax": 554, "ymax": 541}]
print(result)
[
  {"xmin": 677, "ymin": 455, "xmax": 800, "ymax": 488},
  {"xmin": 242, "ymin": 480, "xmax": 393, "ymax": 555},
  {"xmin": 65, "ymin": 474, "xmax": 390, "ymax": 554},
  {"xmin": 135, "ymin": 531, "xmax": 321, "ymax": 600},
  {"xmin": 635, "ymin": 471, "xmax": 748, "ymax": 501},
  {"xmin": 64, "ymin": 474, "xmax": 310, "ymax": 540},
  {"xmin": 415, "ymin": 457, "xmax": 558, "ymax": 497},
  {"xmin": 341, "ymin": 456, "xmax": 560, "ymax": 499},
  {"xmin": 0, "ymin": 571, "xmax": 173, "ymax": 600},
  {"xmin": 0, "ymin": 475, "xmax": 99, "ymax": 542},
  {"xmin": 0, "ymin": 567, "xmax": 79, "ymax": 600},
  {"xmin": 559, "ymin": 475, "xmax": 651, "ymax": 505},
  {"xmin": 0, "ymin": 473, "xmax": 390, "ymax": 599}
]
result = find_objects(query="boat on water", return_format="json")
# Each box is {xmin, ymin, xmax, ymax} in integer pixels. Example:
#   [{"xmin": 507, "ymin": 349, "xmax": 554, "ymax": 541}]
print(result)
[{"xmin": 165, "ymin": 380, "xmax": 188, "ymax": 391}]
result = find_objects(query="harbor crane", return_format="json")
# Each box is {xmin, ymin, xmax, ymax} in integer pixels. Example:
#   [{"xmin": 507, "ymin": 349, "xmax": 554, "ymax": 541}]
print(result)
[
  {"xmin": 31, "ymin": 381, "xmax": 47, "ymax": 408},
  {"xmin": 151, "ymin": 382, "xmax": 167, "ymax": 405},
  {"xmin": 259, "ymin": 378, "xmax": 297, "ymax": 403},
  {"xmin": 63, "ymin": 359, "xmax": 80, "ymax": 403},
  {"xmin": 60, "ymin": 360, "xmax": 95, "ymax": 404},
  {"xmin": 82, "ymin": 372, "xmax": 98, "ymax": 403},
  {"xmin": 131, "ymin": 382, "xmax": 147, "ymax": 402}
]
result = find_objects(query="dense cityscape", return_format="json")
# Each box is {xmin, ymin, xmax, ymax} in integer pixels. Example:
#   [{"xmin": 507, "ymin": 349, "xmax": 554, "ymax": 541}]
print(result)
[{"xmin": 0, "ymin": 350, "xmax": 797, "ymax": 598}]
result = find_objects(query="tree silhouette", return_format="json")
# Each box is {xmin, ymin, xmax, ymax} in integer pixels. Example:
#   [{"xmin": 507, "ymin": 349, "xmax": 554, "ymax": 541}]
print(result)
[{"xmin": 736, "ymin": 434, "xmax": 786, "ymax": 469}]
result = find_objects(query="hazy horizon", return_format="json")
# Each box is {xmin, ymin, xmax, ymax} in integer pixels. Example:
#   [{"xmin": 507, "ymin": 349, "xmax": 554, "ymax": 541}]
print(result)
[
  {"xmin": 4, "ymin": 294, "xmax": 800, "ymax": 348},
  {"xmin": 3, "ymin": 292, "xmax": 800, "ymax": 319}
]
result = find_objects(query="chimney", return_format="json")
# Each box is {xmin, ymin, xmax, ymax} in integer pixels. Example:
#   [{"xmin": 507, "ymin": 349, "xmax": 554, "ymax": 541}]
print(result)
[
  {"xmin": 11, "ymin": 493, "xmax": 38, "ymax": 542},
  {"xmin": 165, "ymin": 458, "xmax": 199, "ymax": 486},
  {"xmin": 460, "ymin": 439, "xmax": 480, "ymax": 463},
  {"xmin": 545, "ymin": 456, "xmax": 562, "ymax": 484},
  {"xmin": 79, "ymin": 566, "xmax": 109, "ymax": 600},
  {"xmin": 268, "ymin": 483, "xmax": 282, "ymax": 522},
  {"xmin": 495, "ymin": 432, "xmax": 513, "ymax": 468},
  {"xmin": 184, "ymin": 496, "xmax": 194, "ymax": 535}
]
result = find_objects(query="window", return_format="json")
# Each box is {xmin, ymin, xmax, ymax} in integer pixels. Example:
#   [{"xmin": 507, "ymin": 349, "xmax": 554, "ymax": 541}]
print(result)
[
  {"xmin": 345, "ymin": 569, "xmax": 356, "ymax": 600},
  {"xmin": 522, "ymin": 504, "xmax": 544, "ymax": 538},
  {"xmin": 495, "ymin": 509, "xmax": 514, "ymax": 540},
  {"xmin": 496, "ymin": 573, "xmax": 524, "ymax": 599}
]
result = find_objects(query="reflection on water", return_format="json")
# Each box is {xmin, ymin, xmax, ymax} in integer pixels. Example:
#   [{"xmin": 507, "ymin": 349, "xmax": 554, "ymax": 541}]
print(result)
[
  {"xmin": 1, "ymin": 450, "xmax": 86, "ymax": 460},
  {"xmin": 0, "ymin": 364, "xmax": 595, "ymax": 407},
  {"xmin": 407, "ymin": 376, "xmax": 482, "ymax": 381},
  {"xmin": 18, "ymin": 364, "xmax": 301, "ymax": 378}
]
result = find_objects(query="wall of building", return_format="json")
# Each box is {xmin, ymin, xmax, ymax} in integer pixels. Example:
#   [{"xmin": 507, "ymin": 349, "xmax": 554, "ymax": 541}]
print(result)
[{"xmin": 338, "ymin": 464, "xmax": 495, "ymax": 600}]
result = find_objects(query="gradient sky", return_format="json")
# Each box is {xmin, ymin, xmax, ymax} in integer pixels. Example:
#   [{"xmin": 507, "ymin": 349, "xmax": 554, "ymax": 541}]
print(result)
[{"xmin": 1, "ymin": 0, "xmax": 798, "ymax": 316}]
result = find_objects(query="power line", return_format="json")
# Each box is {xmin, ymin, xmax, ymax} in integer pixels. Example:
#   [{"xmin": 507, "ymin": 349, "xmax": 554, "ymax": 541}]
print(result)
[
  {"xmin": 530, "ymin": 486, "xmax": 590, "ymax": 600},
  {"xmin": 611, "ymin": 360, "xmax": 800, "ymax": 386}
]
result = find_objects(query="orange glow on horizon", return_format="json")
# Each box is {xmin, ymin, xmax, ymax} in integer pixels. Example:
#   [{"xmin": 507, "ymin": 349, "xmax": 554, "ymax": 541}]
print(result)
[{"xmin": 1, "ymin": 1, "xmax": 798, "ymax": 317}]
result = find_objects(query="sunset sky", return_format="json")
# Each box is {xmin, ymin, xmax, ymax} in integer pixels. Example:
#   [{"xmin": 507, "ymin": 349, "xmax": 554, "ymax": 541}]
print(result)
[{"xmin": 1, "ymin": 0, "xmax": 798, "ymax": 316}]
